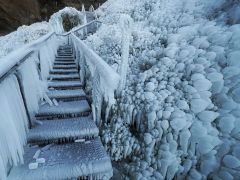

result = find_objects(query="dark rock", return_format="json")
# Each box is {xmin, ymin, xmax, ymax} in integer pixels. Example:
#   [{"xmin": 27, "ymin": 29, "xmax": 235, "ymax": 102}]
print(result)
[{"xmin": 0, "ymin": 0, "xmax": 106, "ymax": 35}]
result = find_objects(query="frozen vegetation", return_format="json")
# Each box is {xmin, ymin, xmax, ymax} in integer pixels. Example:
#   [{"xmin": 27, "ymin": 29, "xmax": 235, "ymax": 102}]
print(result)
[
  {"xmin": 0, "ymin": 22, "xmax": 50, "ymax": 58},
  {"xmin": 84, "ymin": 0, "xmax": 240, "ymax": 179},
  {"xmin": 0, "ymin": 0, "xmax": 240, "ymax": 179}
]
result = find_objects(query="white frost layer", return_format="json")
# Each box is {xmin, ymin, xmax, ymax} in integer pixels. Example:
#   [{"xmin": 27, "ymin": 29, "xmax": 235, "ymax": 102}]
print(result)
[
  {"xmin": 86, "ymin": 0, "xmax": 240, "ymax": 179},
  {"xmin": 0, "ymin": 75, "xmax": 28, "ymax": 180},
  {"xmin": 0, "ymin": 22, "xmax": 50, "ymax": 59}
]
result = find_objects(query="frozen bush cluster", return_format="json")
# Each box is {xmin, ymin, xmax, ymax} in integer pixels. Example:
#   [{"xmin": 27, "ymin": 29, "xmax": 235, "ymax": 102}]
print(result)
[
  {"xmin": 0, "ymin": 22, "xmax": 50, "ymax": 58},
  {"xmin": 85, "ymin": 0, "xmax": 240, "ymax": 179}
]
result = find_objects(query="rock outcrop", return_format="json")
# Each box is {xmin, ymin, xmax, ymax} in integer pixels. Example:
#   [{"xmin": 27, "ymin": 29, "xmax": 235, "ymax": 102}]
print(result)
[{"xmin": 0, "ymin": 0, "xmax": 106, "ymax": 35}]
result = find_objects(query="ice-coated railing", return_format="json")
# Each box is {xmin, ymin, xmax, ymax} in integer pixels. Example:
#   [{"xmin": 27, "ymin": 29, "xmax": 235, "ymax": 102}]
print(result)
[
  {"xmin": 0, "ymin": 31, "xmax": 65, "ymax": 180},
  {"xmin": 71, "ymin": 32, "xmax": 120, "ymax": 126}
]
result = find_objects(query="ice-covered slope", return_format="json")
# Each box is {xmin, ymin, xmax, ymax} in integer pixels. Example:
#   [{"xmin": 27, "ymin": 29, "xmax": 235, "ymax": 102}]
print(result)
[{"xmin": 85, "ymin": 0, "xmax": 240, "ymax": 179}]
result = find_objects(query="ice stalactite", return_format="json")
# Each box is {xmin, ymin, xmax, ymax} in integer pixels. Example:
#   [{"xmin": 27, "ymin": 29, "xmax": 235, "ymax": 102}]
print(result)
[
  {"xmin": 118, "ymin": 14, "xmax": 133, "ymax": 95},
  {"xmin": 19, "ymin": 57, "xmax": 48, "ymax": 124},
  {"xmin": 0, "ymin": 75, "xmax": 29, "ymax": 180}
]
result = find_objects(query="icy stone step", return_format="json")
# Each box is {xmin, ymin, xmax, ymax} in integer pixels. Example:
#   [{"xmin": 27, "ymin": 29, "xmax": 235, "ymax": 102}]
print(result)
[
  {"xmin": 54, "ymin": 62, "xmax": 76, "ymax": 66},
  {"xmin": 48, "ymin": 73, "xmax": 80, "ymax": 81},
  {"xmin": 48, "ymin": 81, "xmax": 82, "ymax": 90},
  {"xmin": 28, "ymin": 115, "xmax": 99, "ymax": 144},
  {"xmin": 47, "ymin": 89, "xmax": 86, "ymax": 101},
  {"xmin": 53, "ymin": 64, "xmax": 77, "ymax": 69},
  {"xmin": 8, "ymin": 138, "xmax": 113, "ymax": 180},
  {"xmin": 56, "ymin": 55, "xmax": 74, "ymax": 58},
  {"xmin": 50, "ymin": 69, "xmax": 78, "ymax": 74},
  {"xmin": 54, "ymin": 59, "xmax": 75, "ymax": 63},
  {"xmin": 36, "ymin": 100, "xmax": 91, "ymax": 120}
]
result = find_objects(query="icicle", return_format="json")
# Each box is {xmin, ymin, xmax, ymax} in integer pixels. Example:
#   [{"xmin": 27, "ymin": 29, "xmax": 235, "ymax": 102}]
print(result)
[
  {"xmin": 89, "ymin": 5, "xmax": 95, "ymax": 12},
  {"xmin": 117, "ymin": 14, "xmax": 133, "ymax": 95}
]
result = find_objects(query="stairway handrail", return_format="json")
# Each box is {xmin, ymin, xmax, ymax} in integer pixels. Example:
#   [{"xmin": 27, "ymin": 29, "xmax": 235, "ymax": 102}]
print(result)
[
  {"xmin": 71, "ymin": 32, "xmax": 120, "ymax": 124},
  {"xmin": 0, "ymin": 20, "xmax": 101, "ymax": 83},
  {"xmin": 71, "ymin": 32, "xmax": 120, "ymax": 91},
  {"xmin": 0, "ymin": 31, "xmax": 56, "ymax": 82}
]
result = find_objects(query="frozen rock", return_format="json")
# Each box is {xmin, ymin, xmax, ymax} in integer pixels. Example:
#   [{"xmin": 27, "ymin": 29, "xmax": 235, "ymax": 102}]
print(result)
[
  {"xmin": 223, "ymin": 155, "xmax": 240, "ymax": 168},
  {"xmin": 29, "ymin": 162, "xmax": 38, "ymax": 170},
  {"xmin": 180, "ymin": 129, "xmax": 191, "ymax": 154},
  {"xmin": 218, "ymin": 115, "xmax": 235, "ymax": 133},
  {"xmin": 170, "ymin": 117, "xmax": 187, "ymax": 132},
  {"xmin": 231, "ymin": 87, "xmax": 240, "ymax": 103},
  {"xmin": 161, "ymin": 120, "xmax": 169, "ymax": 130},
  {"xmin": 145, "ymin": 92, "xmax": 156, "ymax": 101},
  {"xmin": 147, "ymin": 111, "xmax": 157, "ymax": 130},
  {"xmin": 222, "ymin": 66, "xmax": 240, "ymax": 79},
  {"xmin": 197, "ymin": 136, "xmax": 221, "ymax": 154},
  {"xmin": 207, "ymin": 72, "xmax": 223, "ymax": 82},
  {"xmin": 191, "ymin": 73, "xmax": 205, "ymax": 81},
  {"xmin": 145, "ymin": 82, "xmax": 155, "ymax": 91},
  {"xmin": 144, "ymin": 133, "xmax": 153, "ymax": 145},
  {"xmin": 190, "ymin": 99, "xmax": 209, "ymax": 113},
  {"xmin": 218, "ymin": 171, "xmax": 234, "ymax": 180},
  {"xmin": 176, "ymin": 100, "xmax": 189, "ymax": 110},
  {"xmin": 189, "ymin": 169, "xmax": 202, "ymax": 180},
  {"xmin": 228, "ymin": 51, "xmax": 240, "ymax": 67},
  {"xmin": 233, "ymin": 146, "xmax": 240, "ymax": 159},
  {"xmin": 193, "ymin": 78, "xmax": 212, "ymax": 91},
  {"xmin": 33, "ymin": 150, "xmax": 41, "ymax": 159},
  {"xmin": 36, "ymin": 158, "xmax": 45, "ymax": 164},
  {"xmin": 197, "ymin": 111, "xmax": 219, "ymax": 122}
]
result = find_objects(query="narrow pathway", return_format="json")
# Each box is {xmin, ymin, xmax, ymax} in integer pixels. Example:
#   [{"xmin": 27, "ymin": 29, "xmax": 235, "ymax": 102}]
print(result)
[{"xmin": 8, "ymin": 44, "xmax": 112, "ymax": 179}]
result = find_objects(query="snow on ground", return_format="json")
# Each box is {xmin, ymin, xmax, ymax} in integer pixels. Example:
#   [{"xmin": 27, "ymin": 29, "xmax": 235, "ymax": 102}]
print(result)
[{"xmin": 85, "ymin": 0, "xmax": 240, "ymax": 179}]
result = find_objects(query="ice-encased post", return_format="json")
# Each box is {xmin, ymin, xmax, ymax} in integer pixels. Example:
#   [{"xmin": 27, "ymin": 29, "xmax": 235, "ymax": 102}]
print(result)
[
  {"xmin": 82, "ymin": 4, "xmax": 88, "ymax": 37},
  {"xmin": 118, "ymin": 15, "xmax": 133, "ymax": 95}
]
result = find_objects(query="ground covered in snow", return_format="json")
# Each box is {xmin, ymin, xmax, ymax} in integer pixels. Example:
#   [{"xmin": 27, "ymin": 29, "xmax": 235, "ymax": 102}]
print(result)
[{"xmin": 85, "ymin": 0, "xmax": 240, "ymax": 179}]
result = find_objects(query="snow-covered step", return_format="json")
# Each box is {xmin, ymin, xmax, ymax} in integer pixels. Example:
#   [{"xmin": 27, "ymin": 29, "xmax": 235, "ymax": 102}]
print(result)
[
  {"xmin": 56, "ymin": 55, "xmax": 74, "ymax": 58},
  {"xmin": 50, "ymin": 69, "xmax": 78, "ymax": 74},
  {"xmin": 8, "ymin": 138, "xmax": 113, "ymax": 180},
  {"xmin": 53, "ymin": 64, "xmax": 77, "ymax": 69},
  {"xmin": 28, "ymin": 115, "xmax": 98, "ymax": 144},
  {"xmin": 54, "ymin": 61, "xmax": 76, "ymax": 65},
  {"xmin": 48, "ymin": 73, "xmax": 80, "ymax": 81},
  {"xmin": 36, "ymin": 100, "xmax": 91, "ymax": 120},
  {"xmin": 48, "ymin": 81, "xmax": 82, "ymax": 90},
  {"xmin": 47, "ymin": 89, "xmax": 86, "ymax": 101}
]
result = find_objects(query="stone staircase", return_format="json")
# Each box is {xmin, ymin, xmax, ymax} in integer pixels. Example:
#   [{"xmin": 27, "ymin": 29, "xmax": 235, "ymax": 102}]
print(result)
[{"xmin": 8, "ymin": 44, "xmax": 112, "ymax": 180}]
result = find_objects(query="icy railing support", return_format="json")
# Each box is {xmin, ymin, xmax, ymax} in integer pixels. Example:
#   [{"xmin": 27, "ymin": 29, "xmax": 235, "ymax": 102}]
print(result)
[
  {"xmin": 71, "ymin": 33, "xmax": 120, "ymax": 125},
  {"xmin": 118, "ymin": 15, "xmax": 133, "ymax": 95},
  {"xmin": 0, "ymin": 32, "xmax": 64, "ymax": 180}
]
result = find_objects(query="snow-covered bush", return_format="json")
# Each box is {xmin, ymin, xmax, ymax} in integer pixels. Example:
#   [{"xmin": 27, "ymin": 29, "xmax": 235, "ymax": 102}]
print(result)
[
  {"xmin": 85, "ymin": 0, "xmax": 240, "ymax": 179},
  {"xmin": 0, "ymin": 22, "xmax": 50, "ymax": 58},
  {"xmin": 49, "ymin": 7, "xmax": 86, "ymax": 33}
]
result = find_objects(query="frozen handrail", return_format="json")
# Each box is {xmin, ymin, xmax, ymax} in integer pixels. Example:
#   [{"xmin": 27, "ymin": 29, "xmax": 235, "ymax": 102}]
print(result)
[
  {"xmin": 0, "ymin": 32, "xmax": 55, "ymax": 82},
  {"xmin": 0, "ymin": 20, "xmax": 101, "ymax": 82},
  {"xmin": 71, "ymin": 33, "xmax": 120, "ymax": 124}
]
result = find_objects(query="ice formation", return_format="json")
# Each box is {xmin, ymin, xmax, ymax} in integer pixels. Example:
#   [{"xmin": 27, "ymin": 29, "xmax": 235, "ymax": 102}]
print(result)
[
  {"xmin": 0, "ymin": 22, "xmax": 50, "ymax": 58},
  {"xmin": 85, "ymin": 0, "xmax": 240, "ymax": 179},
  {"xmin": 0, "ymin": 75, "xmax": 28, "ymax": 180},
  {"xmin": 49, "ymin": 7, "xmax": 87, "ymax": 34}
]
